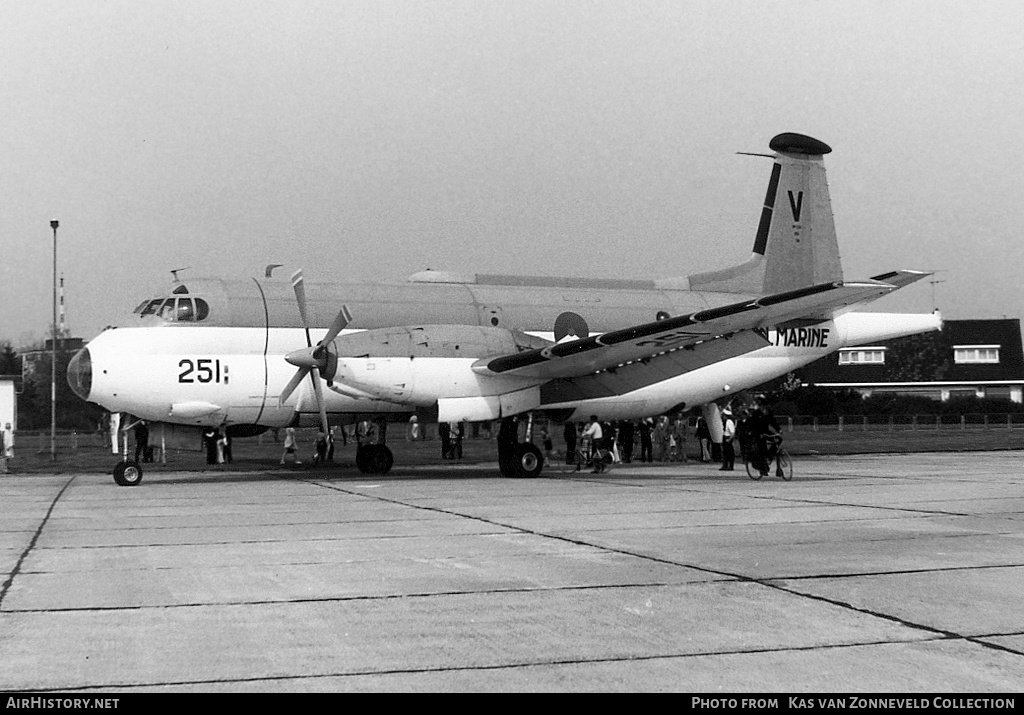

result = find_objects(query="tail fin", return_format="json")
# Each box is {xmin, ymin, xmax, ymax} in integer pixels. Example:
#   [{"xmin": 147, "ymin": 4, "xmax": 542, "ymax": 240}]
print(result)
[{"xmin": 684, "ymin": 133, "xmax": 843, "ymax": 295}]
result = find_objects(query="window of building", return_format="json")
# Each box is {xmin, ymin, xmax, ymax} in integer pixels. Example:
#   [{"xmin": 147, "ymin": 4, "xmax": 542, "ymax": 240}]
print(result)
[
  {"xmin": 954, "ymin": 345, "xmax": 1000, "ymax": 364},
  {"xmin": 838, "ymin": 348, "xmax": 886, "ymax": 365}
]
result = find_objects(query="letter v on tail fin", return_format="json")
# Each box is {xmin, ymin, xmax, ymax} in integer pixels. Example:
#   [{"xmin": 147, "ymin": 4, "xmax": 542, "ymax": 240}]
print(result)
[{"xmin": 685, "ymin": 132, "xmax": 843, "ymax": 295}]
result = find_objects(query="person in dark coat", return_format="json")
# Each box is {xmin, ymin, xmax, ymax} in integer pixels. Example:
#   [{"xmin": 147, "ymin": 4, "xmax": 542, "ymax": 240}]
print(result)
[
  {"xmin": 695, "ymin": 417, "xmax": 712, "ymax": 461},
  {"xmin": 638, "ymin": 418, "xmax": 653, "ymax": 462},
  {"xmin": 563, "ymin": 422, "xmax": 577, "ymax": 464},
  {"xmin": 202, "ymin": 426, "xmax": 218, "ymax": 465},
  {"xmin": 438, "ymin": 421, "xmax": 452, "ymax": 459},
  {"xmin": 133, "ymin": 421, "xmax": 150, "ymax": 463},
  {"xmin": 497, "ymin": 416, "xmax": 518, "ymax": 471},
  {"xmin": 618, "ymin": 420, "xmax": 635, "ymax": 463},
  {"xmin": 452, "ymin": 422, "xmax": 464, "ymax": 459}
]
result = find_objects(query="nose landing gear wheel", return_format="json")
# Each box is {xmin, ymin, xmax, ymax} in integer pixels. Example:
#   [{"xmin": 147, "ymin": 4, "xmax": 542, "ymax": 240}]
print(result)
[{"xmin": 113, "ymin": 460, "xmax": 143, "ymax": 486}]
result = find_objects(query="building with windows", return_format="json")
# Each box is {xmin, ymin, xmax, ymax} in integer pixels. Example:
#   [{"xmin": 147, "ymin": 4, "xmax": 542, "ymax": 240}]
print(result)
[
  {"xmin": 20, "ymin": 337, "xmax": 85, "ymax": 378},
  {"xmin": 798, "ymin": 319, "xmax": 1024, "ymax": 402}
]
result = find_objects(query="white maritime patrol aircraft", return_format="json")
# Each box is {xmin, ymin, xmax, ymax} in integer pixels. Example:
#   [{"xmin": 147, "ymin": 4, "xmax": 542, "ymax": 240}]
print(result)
[{"xmin": 68, "ymin": 132, "xmax": 941, "ymax": 485}]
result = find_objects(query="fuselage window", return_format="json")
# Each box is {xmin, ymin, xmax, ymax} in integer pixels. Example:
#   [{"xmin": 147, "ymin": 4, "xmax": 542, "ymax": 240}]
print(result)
[
  {"xmin": 195, "ymin": 298, "xmax": 209, "ymax": 321},
  {"xmin": 159, "ymin": 298, "xmax": 175, "ymax": 319}
]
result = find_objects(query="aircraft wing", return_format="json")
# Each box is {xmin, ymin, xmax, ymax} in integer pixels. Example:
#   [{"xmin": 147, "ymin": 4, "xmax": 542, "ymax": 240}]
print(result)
[{"xmin": 473, "ymin": 279, "xmax": 896, "ymax": 381}]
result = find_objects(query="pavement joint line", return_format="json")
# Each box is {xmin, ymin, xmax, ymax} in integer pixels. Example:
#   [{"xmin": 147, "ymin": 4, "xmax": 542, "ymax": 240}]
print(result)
[
  {"xmin": 548, "ymin": 473, "xmax": 1024, "ymax": 522},
  {"xmin": 0, "ymin": 476, "xmax": 76, "ymax": 610},
  {"xmin": 0, "ymin": 581, "xmax": 730, "ymax": 614},
  {"xmin": 301, "ymin": 477, "xmax": 1024, "ymax": 661},
  {"xmin": 763, "ymin": 580, "xmax": 1024, "ymax": 659},
  {"xmin": 20, "ymin": 636, "xmax": 960, "ymax": 693}
]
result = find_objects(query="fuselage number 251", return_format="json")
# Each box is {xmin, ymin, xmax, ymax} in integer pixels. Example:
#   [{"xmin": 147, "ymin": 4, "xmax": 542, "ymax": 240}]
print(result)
[{"xmin": 178, "ymin": 358, "xmax": 229, "ymax": 384}]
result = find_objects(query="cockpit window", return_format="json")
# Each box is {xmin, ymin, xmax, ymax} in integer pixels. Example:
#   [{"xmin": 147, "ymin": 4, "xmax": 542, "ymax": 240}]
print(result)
[
  {"xmin": 136, "ymin": 296, "xmax": 210, "ymax": 321},
  {"xmin": 176, "ymin": 298, "xmax": 195, "ymax": 322},
  {"xmin": 140, "ymin": 299, "xmax": 164, "ymax": 316}
]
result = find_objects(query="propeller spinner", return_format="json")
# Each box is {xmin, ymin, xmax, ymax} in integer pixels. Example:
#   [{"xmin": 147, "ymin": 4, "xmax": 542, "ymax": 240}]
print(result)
[{"xmin": 279, "ymin": 270, "xmax": 353, "ymax": 435}]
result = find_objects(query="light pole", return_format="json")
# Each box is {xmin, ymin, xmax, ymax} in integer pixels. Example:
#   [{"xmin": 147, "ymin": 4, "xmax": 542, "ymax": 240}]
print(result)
[{"xmin": 50, "ymin": 219, "xmax": 58, "ymax": 462}]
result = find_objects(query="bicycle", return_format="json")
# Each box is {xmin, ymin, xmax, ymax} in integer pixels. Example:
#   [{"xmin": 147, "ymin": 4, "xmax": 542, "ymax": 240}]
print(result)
[
  {"xmin": 559, "ymin": 438, "xmax": 614, "ymax": 474},
  {"xmin": 744, "ymin": 435, "xmax": 792, "ymax": 481}
]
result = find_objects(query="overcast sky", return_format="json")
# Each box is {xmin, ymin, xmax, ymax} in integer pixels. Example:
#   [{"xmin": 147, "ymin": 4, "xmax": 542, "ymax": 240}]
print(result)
[{"xmin": 2, "ymin": 0, "xmax": 1023, "ymax": 345}]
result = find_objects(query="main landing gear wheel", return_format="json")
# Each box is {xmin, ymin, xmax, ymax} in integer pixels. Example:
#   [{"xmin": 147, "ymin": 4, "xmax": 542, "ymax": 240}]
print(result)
[
  {"xmin": 113, "ymin": 460, "xmax": 143, "ymax": 486},
  {"xmin": 356, "ymin": 444, "xmax": 394, "ymax": 475},
  {"xmin": 506, "ymin": 443, "xmax": 544, "ymax": 478}
]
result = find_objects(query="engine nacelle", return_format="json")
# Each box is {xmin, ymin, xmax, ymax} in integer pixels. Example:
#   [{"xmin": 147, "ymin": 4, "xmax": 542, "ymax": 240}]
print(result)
[{"xmin": 321, "ymin": 325, "xmax": 550, "ymax": 411}]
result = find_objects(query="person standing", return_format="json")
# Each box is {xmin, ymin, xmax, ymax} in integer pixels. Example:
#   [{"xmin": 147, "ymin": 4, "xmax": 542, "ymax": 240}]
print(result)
[
  {"xmin": 133, "ymin": 420, "xmax": 150, "ymax": 463},
  {"xmin": 638, "ymin": 418, "xmax": 653, "ymax": 462},
  {"xmin": 214, "ymin": 429, "xmax": 225, "ymax": 464},
  {"xmin": 221, "ymin": 430, "xmax": 233, "ymax": 464},
  {"xmin": 280, "ymin": 426, "xmax": 301, "ymax": 465},
  {"xmin": 563, "ymin": 422, "xmax": 577, "ymax": 464},
  {"xmin": 696, "ymin": 416, "xmax": 712, "ymax": 462},
  {"xmin": 452, "ymin": 422, "xmax": 464, "ymax": 459},
  {"xmin": 328, "ymin": 425, "xmax": 340, "ymax": 461},
  {"xmin": 438, "ymin": 421, "xmax": 452, "ymax": 459},
  {"xmin": 203, "ymin": 426, "xmax": 218, "ymax": 465},
  {"xmin": 314, "ymin": 427, "xmax": 329, "ymax": 465},
  {"xmin": 735, "ymin": 409, "xmax": 752, "ymax": 462},
  {"xmin": 674, "ymin": 417, "xmax": 688, "ymax": 462},
  {"xmin": 653, "ymin": 416, "xmax": 669, "ymax": 461},
  {"xmin": 719, "ymin": 409, "xmax": 736, "ymax": 471},
  {"xmin": 497, "ymin": 416, "xmax": 518, "ymax": 472},
  {"xmin": 619, "ymin": 420, "xmax": 635, "ymax": 463},
  {"xmin": 582, "ymin": 415, "xmax": 604, "ymax": 472}
]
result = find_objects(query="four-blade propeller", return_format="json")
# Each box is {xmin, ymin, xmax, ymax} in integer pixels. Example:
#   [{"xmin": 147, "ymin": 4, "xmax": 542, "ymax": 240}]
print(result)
[{"xmin": 279, "ymin": 270, "xmax": 353, "ymax": 435}]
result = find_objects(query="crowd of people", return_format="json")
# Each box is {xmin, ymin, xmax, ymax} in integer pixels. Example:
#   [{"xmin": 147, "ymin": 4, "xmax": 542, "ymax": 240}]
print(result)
[
  {"xmin": 562, "ymin": 403, "xmax": 783, "ymax": 474},
  {"xmin": 121, "ymin": 402, "xmax": 782, "ymax": 473}
]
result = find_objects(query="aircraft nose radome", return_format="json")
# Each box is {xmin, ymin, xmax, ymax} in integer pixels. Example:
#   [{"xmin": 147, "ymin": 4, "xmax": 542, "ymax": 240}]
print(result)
[{"xmin": 67, "ymin": 346, "xmax": 92, "ymax": 401}]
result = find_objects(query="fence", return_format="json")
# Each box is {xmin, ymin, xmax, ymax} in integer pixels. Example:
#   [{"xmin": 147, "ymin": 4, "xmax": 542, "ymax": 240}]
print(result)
[
  {"xmin": 11, "ymin": 429, "xmax": 112, "ymax": 452},
  {"xmin": 781, "ymin": 413, "xmax": 1024, "ymax": 432},
  {"xmin": 11, "ymin": 413, "xmax": 1024, "ymax": 450}
]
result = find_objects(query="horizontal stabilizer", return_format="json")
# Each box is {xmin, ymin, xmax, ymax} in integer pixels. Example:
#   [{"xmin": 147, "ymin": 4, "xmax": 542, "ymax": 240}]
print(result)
[{"xmin": 868, "ymin": 270, "xmax": 931, "ymax": 290}]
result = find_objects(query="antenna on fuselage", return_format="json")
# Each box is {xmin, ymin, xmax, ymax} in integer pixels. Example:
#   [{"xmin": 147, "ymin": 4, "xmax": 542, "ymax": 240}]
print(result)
[{"xmin": 266, "ymin": 264, "xmax": 284, "ymax": 278}]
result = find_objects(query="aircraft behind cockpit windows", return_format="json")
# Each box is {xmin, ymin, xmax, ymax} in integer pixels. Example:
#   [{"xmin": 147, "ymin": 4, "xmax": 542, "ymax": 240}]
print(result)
[{"xmin": 68, "ymin": 133, "xmax": 942, "ymax": 485}]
